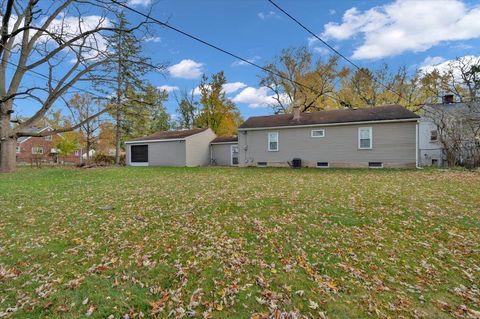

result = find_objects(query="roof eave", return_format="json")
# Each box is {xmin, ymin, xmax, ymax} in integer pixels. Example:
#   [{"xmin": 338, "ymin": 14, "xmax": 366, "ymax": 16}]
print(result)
[
  {"xmin": 238, "ymin": 118, "xmax": 419, "ymax": 131},
  {"xmin": 125, "ymin": 138, "xmax": 186, "ymax": 144}
]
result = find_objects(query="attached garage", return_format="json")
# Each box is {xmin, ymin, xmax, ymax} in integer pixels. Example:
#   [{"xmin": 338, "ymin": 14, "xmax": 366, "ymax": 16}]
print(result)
[
  {"xmin": 210, "ymin": 136, "xmax": 238, "ymax": 166},
  {"xmin": 125, "ymin": 128, "xmax": 215, "ymax": 167}
]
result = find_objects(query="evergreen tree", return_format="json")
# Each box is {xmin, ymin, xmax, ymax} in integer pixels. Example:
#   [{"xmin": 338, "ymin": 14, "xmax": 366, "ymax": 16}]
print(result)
[{"xmin": 107, "ymin": 11, "xmax": 164, "ymax": 164}]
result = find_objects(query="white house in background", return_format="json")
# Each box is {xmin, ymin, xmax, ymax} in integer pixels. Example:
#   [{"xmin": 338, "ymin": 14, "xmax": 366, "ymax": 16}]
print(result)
[{"xmin": 418, "ymin": 96, "xmax": 480, "ymax": 167}]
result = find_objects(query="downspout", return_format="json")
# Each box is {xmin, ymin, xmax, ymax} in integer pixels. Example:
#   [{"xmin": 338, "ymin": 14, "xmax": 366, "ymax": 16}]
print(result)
[
  {"xmin": 209, "ymin": 144, "xmax": 213, "ymax": 165},
  {"xmin": 416, "ymin": 120, "xmax": 422, "ymax": 169}
]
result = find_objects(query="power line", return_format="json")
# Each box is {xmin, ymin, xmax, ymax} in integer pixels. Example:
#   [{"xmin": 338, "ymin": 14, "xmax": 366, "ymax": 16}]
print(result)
[
  {"xmin": 110, "ymin": 0, "xmax": 345, "ymax": 106},
  {"xmin": 267, "ymin": 0, "xmax": 406, "ymax": 103}
]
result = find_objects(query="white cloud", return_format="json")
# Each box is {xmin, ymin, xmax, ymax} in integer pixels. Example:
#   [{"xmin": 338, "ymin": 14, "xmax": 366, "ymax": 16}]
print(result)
[
  {"xmin": 43, "ymin": 14, "xmax": 112, "ymax": 62},
  {"xmin": 258, "ymin": 11, "xmax": 278, "ymax": 20},
  {"xmin": 128, "ymin": 0, "xmax": 152, "ymax": 6},
  {"xmin": 222, "ymin": 82, "xmax": 247, "ymax": 94},
  {"xmin": 168, "ymin": 59, "xmax": 204, "ymax": 79},
  {"xmin": 420, "ymin": 55, "xmax": 480, "ymax": 75},
  {"xmin": 420, "ymin": 56, "xmax": 446, "ymax": 68},
  {"xmin": 312, "ymin": 47, "xmax": 330, "ymax": 56},
  {"xmin": 232, "ymin": 56, "xmax": 261, "ymax": 67},
  {"xmin": 329, "ymin": 9, "xmax": 336, "ymax": 15},
  {"xmin": 191, "ymin": 82, "xmax": 248, "ymax": 95},
  {"xmin": 322, "ymin": 0, "xmax": 480, "ymax": 60},
  {"xmin": 157, "ymin": 85, "xmax": 179, "ymax": 93},
  {"xmin": 144, "ymin": 36, "xmax": 161, "ymax": 43},
  {"xmin": 232, "ymin": 86, "xmax": 287, "ymax": 108}
]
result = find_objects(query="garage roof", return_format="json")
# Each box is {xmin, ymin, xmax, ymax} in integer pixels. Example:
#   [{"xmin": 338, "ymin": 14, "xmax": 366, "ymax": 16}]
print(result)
[{"xmin": 127, "ymin": 128, "xmax": 208, "ymax": 142}]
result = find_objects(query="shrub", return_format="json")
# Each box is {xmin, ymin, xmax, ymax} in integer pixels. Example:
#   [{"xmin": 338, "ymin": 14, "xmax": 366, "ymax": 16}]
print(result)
[{"xmin": 92, "ymin": 154, "xmax": 125, "ymax": 166}]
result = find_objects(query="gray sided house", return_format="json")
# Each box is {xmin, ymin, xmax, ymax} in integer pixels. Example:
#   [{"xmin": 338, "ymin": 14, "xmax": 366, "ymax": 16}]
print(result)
[
  {"xmin": 237, "ymin": 105, "xmax": 420, "ymax": 168},
  {"xmin": 125, "ymin": 128, "xmax": 216, "ymax": 167},
  {"xmin": 210, "ymin": 136, "xmax": 239, "ymax": 166}
]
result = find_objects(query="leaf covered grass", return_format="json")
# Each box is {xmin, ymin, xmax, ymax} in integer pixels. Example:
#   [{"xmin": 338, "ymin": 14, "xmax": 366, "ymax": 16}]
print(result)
[{"xmin": 0, "ymin": 167, "xmax": 479, "ymax": 318}]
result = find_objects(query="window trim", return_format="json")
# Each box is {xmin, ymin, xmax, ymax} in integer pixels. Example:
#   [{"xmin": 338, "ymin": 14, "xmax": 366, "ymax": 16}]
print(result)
[
  {"xmin": 368, "ymin": 162, "xmax": 383, "ymax": 169},
  {"xmin": 316, "ymin": 162, "xmax": 329, "ymax": 168},
  {"xmin": 32, "ymin": 147, "xmax": 44, "ymax": 155},
  {"xmin": 430, "ymin": 130, "xmax": 438, "ymax": 142},
  {"xmin": 267, "ymin": 131, "xmax": 279, "ymax": 152},
  {"xmin": 311, "ymin": 129, "xmax": 325, "ymax": 138},
  {"xmin": 16, "ymin": 146, "xmax": 21, "ymax": 154},
  {"xmin": 358, "ymin": 127, "xmax": 373, "ymax": 150},
  {"xmin": 44, "ymin": 135, "xmax": 52, "ymax": 141}
]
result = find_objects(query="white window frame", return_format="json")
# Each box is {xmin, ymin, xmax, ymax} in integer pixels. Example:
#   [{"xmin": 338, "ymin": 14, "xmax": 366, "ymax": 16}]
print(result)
[
  {"xmin": 44, "ymin": 135, "xmax": 52, "ymax": 141},
  {"xmin": 311, "ymin": 129, "xmax": 325, "ymax": 138},
  {"xmin": 358, "ymin": 127, "xmax": 372, "ymax": 150},
  {"xmin": 268, "ymin": 131, "xmax": 279, "ymax": 152},
  {"xmin": 16, "ymin": 146, "xmax": 21, "ymax": 154},
  {"xmin": 32, "ymin": 147, "xmax": 44, "ymax": 154}
]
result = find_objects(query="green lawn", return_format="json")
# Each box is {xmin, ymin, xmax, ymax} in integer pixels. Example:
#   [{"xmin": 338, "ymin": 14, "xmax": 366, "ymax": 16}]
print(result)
[{"xmin": 0, "ymin": 167, "xmax": 479, "ymax": 318}]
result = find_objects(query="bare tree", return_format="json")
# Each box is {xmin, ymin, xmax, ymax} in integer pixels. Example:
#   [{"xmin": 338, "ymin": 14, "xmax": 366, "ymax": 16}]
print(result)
[
  {"xmin": 260, "ymin": 47, "xmax": 348, "ymax": 114},
  {"xmin": 0, "ymin": 1, "xmax": 149, "ymax": 172},
  {"xmin": 67, "ymin": 93, "xmax": 101, "ymax": 163},
  {"xmin": 175, "ymin": 89, "xmax": 199, "ymax": 129},
  {"xmin": 423, "ymin": 57, "xmax": 480, "ymax": 167}
]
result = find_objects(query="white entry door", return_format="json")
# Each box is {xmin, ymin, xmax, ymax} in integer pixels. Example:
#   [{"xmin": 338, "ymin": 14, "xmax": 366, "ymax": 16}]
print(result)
[{"xmin": 230, "ymin": 145, "xmax": 239, "ymax": 166}]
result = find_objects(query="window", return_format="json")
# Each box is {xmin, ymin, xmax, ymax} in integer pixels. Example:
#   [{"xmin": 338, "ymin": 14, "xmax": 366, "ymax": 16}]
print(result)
[
  {"xmin": 257, "ymin": 162, "xmax": 267, "ymax": 167},
  {"xmin": 131, "ymin": 145, "xmax": 148, "ymax": 163},
  {"xmin": 16, "ymin": 146, "xmax": 21, "ymax": 154},
  {"xmin": 430, "ymin": 130, "xmax": 438, "ymax": 142},
  {"xmin": 44, "ymin": 135, "xmax": 52, "ymax": 141},
  {"xmin": 74, "ymin": 150, "xmax": 80, "ymax": 156},
  {"xmin": 316, "ymin": 162, "xmax": 329, "ymax": 168},
  {"xmin": 268, "ymin": 132, "xmax": 279, "ymax": 151},
  {"xmin": 32, "ymin": 147, "xmax": 43, "ymax": 154},
  {"xmin": 311, "ymin": 129, "xmax": 325, "ymax": 138},
  {"xmin": 368, "ymin": 162, "xmax": 383, "ymax": 168},
  {"xmin": 358, "ymin": 127, "xmax": 372, "ymax": 149}
]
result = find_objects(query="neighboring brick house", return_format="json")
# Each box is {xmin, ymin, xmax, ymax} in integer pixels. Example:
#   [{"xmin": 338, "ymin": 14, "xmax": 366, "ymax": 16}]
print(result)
[{"xmin": 16, "ymin": 127, "xmax": 83, "ymax": 165}]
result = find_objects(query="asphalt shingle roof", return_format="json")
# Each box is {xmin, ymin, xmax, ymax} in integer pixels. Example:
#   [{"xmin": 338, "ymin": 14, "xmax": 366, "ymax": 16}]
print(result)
[
  {"xmin": 128, "ymin": 128, "xmax": 208, "ymax": 142},
  {"xmin": 238, "ymin": 105, "xmax": 419, "ymax": 129},
  {"xmin": 210, "ymin": 136, "xmax": 238, "ymax": 143}
]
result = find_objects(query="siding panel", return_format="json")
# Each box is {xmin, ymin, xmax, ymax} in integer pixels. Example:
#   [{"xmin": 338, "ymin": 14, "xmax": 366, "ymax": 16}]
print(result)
[
  {"xmin": 238, "ymin": 122, "xmax": 417, "ymax": 167},
  {"xmin": 211, "ymin": 143, "xmax": 237, "ymax": 166},
  {"xmin": 185, "ymin": 128, "xmax": 216, "ymax": 166}
]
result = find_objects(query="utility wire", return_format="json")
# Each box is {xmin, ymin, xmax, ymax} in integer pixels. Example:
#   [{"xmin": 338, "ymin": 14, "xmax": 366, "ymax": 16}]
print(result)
[
  {"xmin": 267, "ymin": 0, "xmax": 406, "ymax": 104},
  {"xmin": 111, "ymin": 0, "xmax": 345, "ymax": 106}
]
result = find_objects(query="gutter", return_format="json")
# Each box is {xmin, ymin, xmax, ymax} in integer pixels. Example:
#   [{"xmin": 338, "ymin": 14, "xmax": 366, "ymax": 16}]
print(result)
[{"xmin": 125, "ymin": 138, "xmax": 186, "ymax": 144}]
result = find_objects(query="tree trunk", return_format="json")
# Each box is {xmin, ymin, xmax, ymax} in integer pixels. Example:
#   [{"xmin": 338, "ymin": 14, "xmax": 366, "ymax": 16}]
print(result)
[
  {"xmin": 115, "ymin": 106, "xmax": 121, "ymax": 165},
  {"xmin": 0, "ymin": 114, "xmax": 16, "ymax": 173}
]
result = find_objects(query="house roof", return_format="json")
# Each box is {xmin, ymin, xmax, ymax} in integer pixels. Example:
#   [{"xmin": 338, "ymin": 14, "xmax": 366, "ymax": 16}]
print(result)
[
  {"xmin": 238, "ymin": 105, "xmax": 420, "ymax": 130},
  {"xmin": 211, "ymin": 135, "xmax": 238, "ymax": 144},
  {"xmin": 127, "ymin": 128, "xmax": 208, "ymax": 142},
  {"xmin": 17, "ymin": 127, "xmax": 52, "ymax": 144}
]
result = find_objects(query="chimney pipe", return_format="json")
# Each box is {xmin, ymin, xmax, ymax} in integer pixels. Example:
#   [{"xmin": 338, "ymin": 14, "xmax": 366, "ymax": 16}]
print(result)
[
  {"xmin": 293, "ymin": 106, "xmax": 301, "ymax": 121},
  {"xmin": 442, "ymin": 94, "xmax": 454, "ymax": 104}
]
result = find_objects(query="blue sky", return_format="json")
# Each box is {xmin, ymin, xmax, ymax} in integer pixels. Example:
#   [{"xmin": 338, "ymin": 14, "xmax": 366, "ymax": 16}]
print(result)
[{"xmin": 16, "ymin": 0, "xmax": 480, "ymax": 120}]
